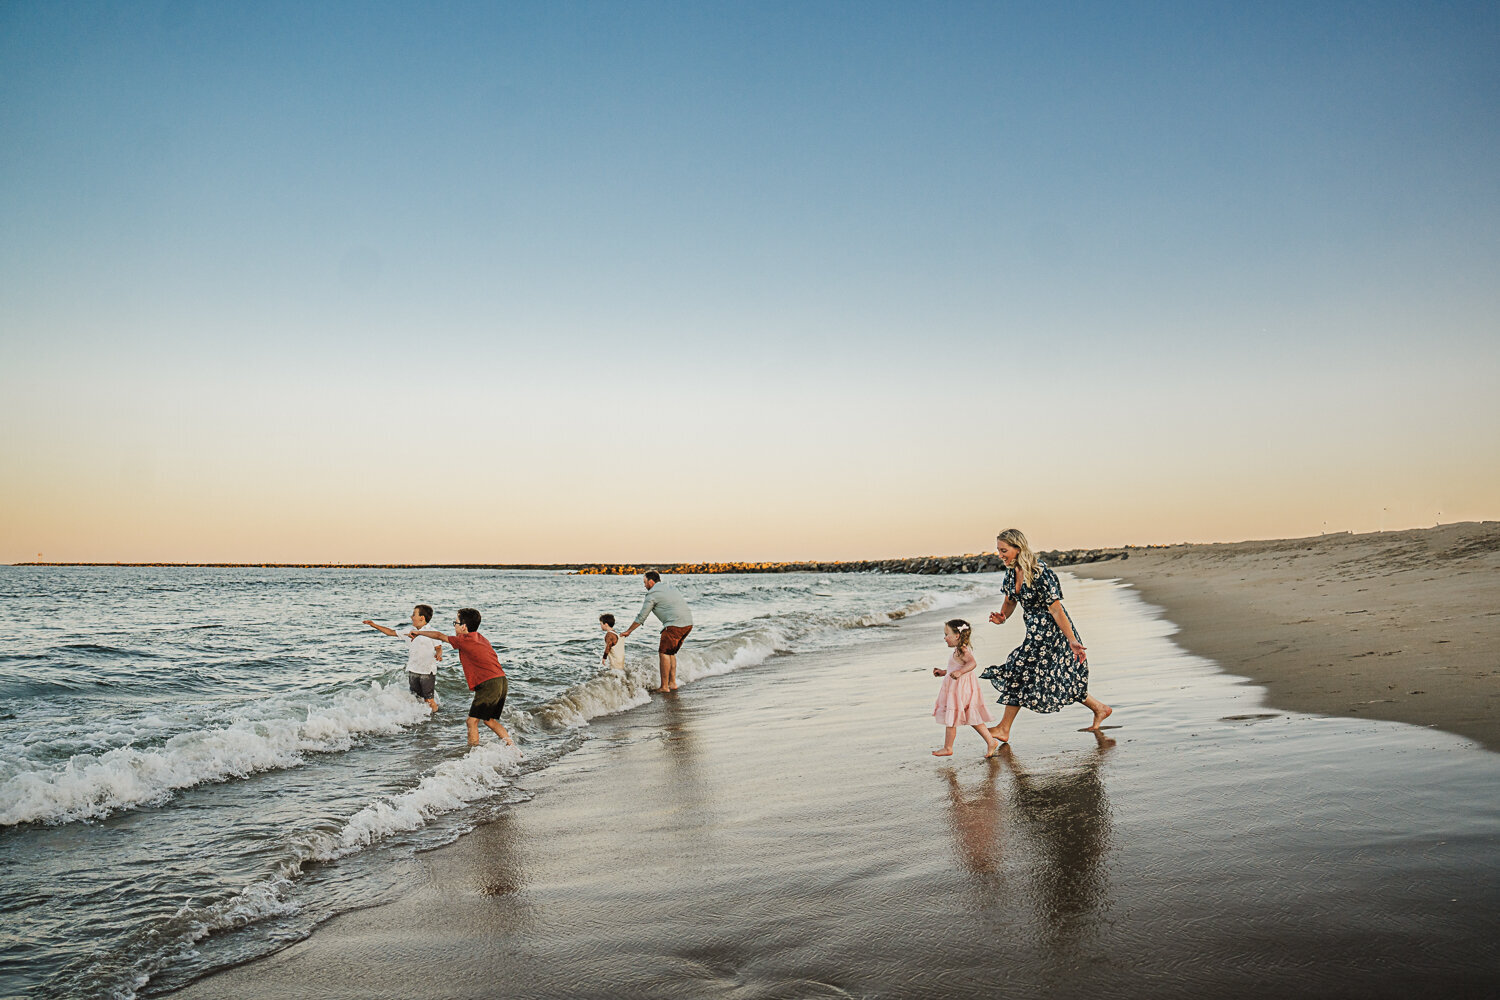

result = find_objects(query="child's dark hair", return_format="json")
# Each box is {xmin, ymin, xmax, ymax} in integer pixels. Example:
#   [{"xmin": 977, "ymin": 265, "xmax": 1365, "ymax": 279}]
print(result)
[
  {"xmin": 946, "ymin": 618, "xmax": 973, "ymax": 653},
  {"xmin": 599, "ymin": 613, "xmax": 616, "ymax": 627},
  {"xmin": 457, "ymin": 607, "xmax": 481, "ymax": 631},
  {"xmin": 414, "ymin": 604, "xmax": 434, "ymax": 625},
  {"xmin": 644, "ymin": 570, "xmax": 661, "ymax": 583}
]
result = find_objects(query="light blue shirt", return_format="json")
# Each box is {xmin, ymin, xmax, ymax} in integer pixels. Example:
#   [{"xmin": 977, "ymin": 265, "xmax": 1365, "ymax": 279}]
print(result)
[{"xmin": 634, "ymin": 582, "xmax": 694, "ymax": 628}]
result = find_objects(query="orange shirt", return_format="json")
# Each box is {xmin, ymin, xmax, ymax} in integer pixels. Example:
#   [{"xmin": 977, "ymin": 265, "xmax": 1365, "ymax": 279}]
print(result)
[{"xmin": 447, "ymin": 631, "xmax": 506, "ymax": 689}]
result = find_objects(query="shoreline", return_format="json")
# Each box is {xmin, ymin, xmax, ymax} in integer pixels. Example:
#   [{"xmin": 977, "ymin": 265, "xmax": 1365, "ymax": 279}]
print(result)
[
  {"xmin": 163, "ymin": 580, "xmax": 1500, "ymax": 999},
  {"xmin": 1069, "ymin": 521, "xmax": 1500, "ymax": 754}
]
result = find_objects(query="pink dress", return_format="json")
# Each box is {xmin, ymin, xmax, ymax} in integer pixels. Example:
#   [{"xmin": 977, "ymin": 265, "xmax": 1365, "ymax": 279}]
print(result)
[{"xmin": 934, "ymin": 650, "xmax": 995, "ymax": 727}]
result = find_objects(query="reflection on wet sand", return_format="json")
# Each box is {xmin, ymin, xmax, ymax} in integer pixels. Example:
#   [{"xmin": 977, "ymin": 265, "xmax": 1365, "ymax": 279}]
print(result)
[{"xmin": 945, "ymin": 733, "xmax": 1117, "ymax": 941}]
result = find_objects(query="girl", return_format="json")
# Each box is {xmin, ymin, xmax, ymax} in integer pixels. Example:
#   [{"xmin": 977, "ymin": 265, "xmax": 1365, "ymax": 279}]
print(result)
[
  {"xmin": 933, "ymin": 619, "xmax": 1002, "ymax": 758},
  {"xmin": 981, "ymin": 528, "xmax": 1114, "ymax": 742}
]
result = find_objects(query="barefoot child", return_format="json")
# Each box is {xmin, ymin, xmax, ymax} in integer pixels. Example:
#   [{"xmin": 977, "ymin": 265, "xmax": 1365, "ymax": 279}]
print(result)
[
  {"xmin": 932, "ymin": 619, "xmax": 1001, "ymax": 758},
  {"xmin": 600, "ymin": 614, "xmax": 625, "ymax": 672},
  {"xmin": 410, "ymin": 608, "xmax": 517, "ymax": 751},
  {"xmin": 361, "ymin": 604, "xmax": 443, "ymax": 712}
]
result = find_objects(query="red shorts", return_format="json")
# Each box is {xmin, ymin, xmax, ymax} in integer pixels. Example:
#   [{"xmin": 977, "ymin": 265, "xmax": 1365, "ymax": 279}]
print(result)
[{"xmin": 658, "ymin": 625, "xmax": 692, "ymax": 655}]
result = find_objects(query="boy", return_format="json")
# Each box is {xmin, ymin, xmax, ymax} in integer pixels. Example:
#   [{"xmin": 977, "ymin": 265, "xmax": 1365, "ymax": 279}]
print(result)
[
  {"xmin": 410, "ymin": 607, "xmax": 517, "ymax": 750},
  {"xmin": 362, "ymin": 604, "xmax": 442, "ymax": 712},
  {"xmin": 600, "ymin": 613, "xmax": 624, "ymax": 672}
]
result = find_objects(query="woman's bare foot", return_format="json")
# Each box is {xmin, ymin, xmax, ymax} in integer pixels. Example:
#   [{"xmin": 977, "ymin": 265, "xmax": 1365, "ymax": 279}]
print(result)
[
  {"xmin": 988, "ymin": 725, "xmax": 1010, "ymax": 743},
  {"xmin": 931, "ymin": 748, "xmax": 954, "ymax": 757},
  {"xmin": 1084, "ymin": 704, "xmax": 1113, "ymax": 731}
]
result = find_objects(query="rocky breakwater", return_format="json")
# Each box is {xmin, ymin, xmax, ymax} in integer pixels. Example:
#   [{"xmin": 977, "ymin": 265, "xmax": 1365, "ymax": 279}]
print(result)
[{"xmin": 572, "ymin": 548, "xmax": 1127, "ymax": 576}]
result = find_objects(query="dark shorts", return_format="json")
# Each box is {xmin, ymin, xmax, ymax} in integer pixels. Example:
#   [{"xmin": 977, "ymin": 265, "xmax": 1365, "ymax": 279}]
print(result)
[
  {"xmin": 659, "ymin": 625, "xmax": 693, "ymax": 655},
  {"xmin": 408, "ymin": 671, "xmax": 436, "ymax": 700},
  {"xmin": 468, "ymin": 676, "xmax": 508, "ymax": 720}
]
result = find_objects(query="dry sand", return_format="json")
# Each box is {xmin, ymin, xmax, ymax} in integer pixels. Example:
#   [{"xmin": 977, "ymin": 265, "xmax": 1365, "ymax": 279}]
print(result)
[{"xmin": 1070, "ymin": 521, "xmax": 1500, "ymax": 753}]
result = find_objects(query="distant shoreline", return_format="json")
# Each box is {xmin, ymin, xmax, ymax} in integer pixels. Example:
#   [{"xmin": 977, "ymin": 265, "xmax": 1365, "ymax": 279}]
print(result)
[{"xmin": 9, "ymin": 549, "xmax": 1129, "ymax": 575}]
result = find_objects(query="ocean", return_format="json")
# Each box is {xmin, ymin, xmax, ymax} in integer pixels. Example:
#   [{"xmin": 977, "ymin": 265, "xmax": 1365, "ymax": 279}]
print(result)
[{"xmin": 0, "ymin": 566, "xmax": 1003, "ymax": 998}]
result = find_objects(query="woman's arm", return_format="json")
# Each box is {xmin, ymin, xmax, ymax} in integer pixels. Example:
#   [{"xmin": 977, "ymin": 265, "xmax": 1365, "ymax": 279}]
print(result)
[
  {"xmin": 988, "ymin": 596, "xmax": 1017, "ymax": 625},
  {"xmin": 1047, "ymin": 601, "xmax": 1087, "ymax": 662}
]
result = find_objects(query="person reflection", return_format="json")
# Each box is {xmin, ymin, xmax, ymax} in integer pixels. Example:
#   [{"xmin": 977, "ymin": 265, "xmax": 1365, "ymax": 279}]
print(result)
[
  {"xmin": 943, "ymin": 767, "xmax": 1006, "ymax": 880},
  {"xmin": 995, "ymin": 732, "xmax": 1116, "ymax": 931}
]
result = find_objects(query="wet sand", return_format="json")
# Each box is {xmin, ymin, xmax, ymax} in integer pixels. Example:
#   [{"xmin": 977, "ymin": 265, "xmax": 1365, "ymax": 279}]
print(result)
[
  {"xmin": 170, "ymin": 580, "xmax": 1500, "ymax": 999},
  {"xmin": 1070, "ymin": 521, "xmax": 1500, "ymax": 753}
]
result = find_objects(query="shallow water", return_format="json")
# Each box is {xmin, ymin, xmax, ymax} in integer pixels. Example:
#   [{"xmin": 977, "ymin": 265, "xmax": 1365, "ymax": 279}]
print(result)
[
  {"xmin": 164, "ymin": 572, "xmax": 1500, "ymax": 999},
  {"xmin": 0, "ymin": 566, "xmax": 1002, "ymax": 999}
]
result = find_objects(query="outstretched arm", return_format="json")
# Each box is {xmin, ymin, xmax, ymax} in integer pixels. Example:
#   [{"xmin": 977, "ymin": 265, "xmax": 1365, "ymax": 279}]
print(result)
[
  {"xmin": 408, "ymin": 629, "xmax": 452, "ymax": 645},
  {"xmin": 362, "ymin": 620, "xmax": 399, "ymax": 637},
  {"xmin": 989, "ymin": 597, "xmax": 1017, "ymax": 625},
  {"xmin": 1047, "ymin": 601, "xmax": 1086, "ymax": 662}
]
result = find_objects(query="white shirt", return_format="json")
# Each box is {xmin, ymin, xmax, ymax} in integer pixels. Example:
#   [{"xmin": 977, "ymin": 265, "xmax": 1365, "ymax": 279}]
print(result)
[{"xmin": 398, "ymin": 623, "xmax": 441, "ymax": 675}]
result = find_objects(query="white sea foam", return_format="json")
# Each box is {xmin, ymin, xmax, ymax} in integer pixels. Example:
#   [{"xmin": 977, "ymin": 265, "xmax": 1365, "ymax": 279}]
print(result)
[
  {"xmin": 0, "ymin": 682, "xmax": 432, "ymax": 827},
  {"xmin": 517, "ymin": 585, "xmax": 1006, "ymax": 735},
  {"xmin": 102, "ymin": 742, "xmax": 522, "ymax": 1000},
  {"xmin": 317, "ymin": 742, "xmax": 522, "ymax": 857}
]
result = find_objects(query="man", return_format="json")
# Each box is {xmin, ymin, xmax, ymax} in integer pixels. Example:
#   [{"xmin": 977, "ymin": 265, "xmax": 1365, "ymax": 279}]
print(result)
[{"xmin": 620, "ymin": 570, "xmax": 693, "ymax": 693}]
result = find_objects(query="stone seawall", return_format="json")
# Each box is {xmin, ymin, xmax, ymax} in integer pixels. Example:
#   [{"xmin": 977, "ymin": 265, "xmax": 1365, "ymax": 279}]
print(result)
[
  {"xmin": 17, "ymin": 550, "xmax": 1128, "ymax": 574},
  {"xmin": 571, "ymin": 548, "xmax": 1128, "ymax": 576}
]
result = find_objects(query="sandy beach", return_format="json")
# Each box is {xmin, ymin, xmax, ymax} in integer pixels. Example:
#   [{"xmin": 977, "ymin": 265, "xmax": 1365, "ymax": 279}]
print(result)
[
  {"xmin": 1070, "ymin": 521, "xmax": 1500, "ymax": 753},
  {"xmin": 169, "ymin": 575, "xmax": 1500, "ymax": 999}
]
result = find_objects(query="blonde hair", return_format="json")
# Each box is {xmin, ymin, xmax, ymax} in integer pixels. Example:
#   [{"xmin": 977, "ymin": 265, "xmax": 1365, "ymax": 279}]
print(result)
[
  {"xmin": 997, "ymin": 528, "xmax": 1041, "ymax": 594},
  {"xmin": 945, "ymin": 618, "xmax": 973, "ymax": 654}
]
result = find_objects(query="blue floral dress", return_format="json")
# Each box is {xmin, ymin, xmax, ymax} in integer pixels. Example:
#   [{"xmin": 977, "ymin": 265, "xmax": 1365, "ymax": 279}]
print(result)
[{"xmin": 980, "ymin": 563, "xmax": 1089, "ymax": 713}]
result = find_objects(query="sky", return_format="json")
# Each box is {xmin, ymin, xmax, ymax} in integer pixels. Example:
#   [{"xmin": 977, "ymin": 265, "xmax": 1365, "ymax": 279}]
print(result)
[{"xmin": 1, "ymin": 0, "xmax": 1496, "ymax": 563}]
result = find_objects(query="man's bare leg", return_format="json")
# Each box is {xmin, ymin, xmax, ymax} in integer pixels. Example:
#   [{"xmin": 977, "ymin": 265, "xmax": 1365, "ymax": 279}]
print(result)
[
  {"xmin": 466, "ymin": 717, "xmax": 481, "ymax": 747},
  {"xmin": 656, "ymin": 652, "xmax": 670, "ymax": 693},
  {"xmin": 666, "ymin": 653, "xmax": 679, "ymax": 690},
  {"xmin": 425, "ymin": 698, "xmax": 438, "ymax": 713}
]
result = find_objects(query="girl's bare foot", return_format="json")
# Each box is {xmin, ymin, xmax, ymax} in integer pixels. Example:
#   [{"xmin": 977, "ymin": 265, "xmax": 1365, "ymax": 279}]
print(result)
[
  {"xmin": 931, "ymin": 748, "xmax": 954, "ymax": 757},
  {"xmin": 1085, "ymin": 704, "xmax": 1113, "ymax": 731},
  {"xmin": 984, "ymin": 739, "xmax": 1002, "ymax": 758}
]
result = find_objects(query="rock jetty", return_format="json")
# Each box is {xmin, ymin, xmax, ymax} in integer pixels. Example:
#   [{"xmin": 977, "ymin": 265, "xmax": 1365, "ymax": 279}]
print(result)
[
  {"xmin": 570, "ymin": 548, "xmax": 1128, "ymax": 576},
  {"xmin": 17, "ymin": 550, "xmax": 1128, "ymax": 574}
]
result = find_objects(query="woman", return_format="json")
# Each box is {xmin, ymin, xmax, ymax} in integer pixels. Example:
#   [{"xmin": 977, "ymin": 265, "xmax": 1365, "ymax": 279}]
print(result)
[{"xmin": 981, "ymin": 528, "xmax": 1113, "ymax": 742}]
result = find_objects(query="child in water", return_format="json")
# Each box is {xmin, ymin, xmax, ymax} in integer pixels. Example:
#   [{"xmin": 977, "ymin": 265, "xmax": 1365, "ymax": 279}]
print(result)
[
  {"xmin": 932, "ymin": 619, "xmax": 1001, "ymax": 758},
  {"xmin": 599, "ymin": 613, "xmax": 625, "ymax": 672}
]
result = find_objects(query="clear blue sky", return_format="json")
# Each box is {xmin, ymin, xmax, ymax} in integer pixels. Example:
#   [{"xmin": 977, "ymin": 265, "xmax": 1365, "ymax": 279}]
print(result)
[{"xmin": 2, "ymin": 1, "xmax": 1496, "ymax": 562}]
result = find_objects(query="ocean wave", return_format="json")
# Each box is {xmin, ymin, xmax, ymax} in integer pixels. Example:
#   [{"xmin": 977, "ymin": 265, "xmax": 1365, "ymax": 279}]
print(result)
[
  {"xmin": 316, "ymin": 742, "xmax": 523, "ymax": 858},
  {"xmin": 515, "ymin": 583, "xmax": 1002, "ymax": 735},
  {"xmin": 0, "ymin": 682, "xmax": 432, "ymax": 827},
  {"xmin": 94, "ymin": 743, "xmax": 525, "ymax": 1000}
]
